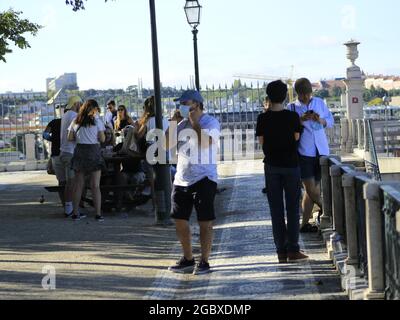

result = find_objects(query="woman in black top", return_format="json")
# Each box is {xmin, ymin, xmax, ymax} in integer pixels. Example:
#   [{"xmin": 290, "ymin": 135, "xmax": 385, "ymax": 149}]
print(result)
[
  {"xmin": 114, "ymin": 105, "xmax": 134, "ymax": 132},
  {"xmin": 256, "ymin": 80, "xmax": 309, "ymax": 264}
]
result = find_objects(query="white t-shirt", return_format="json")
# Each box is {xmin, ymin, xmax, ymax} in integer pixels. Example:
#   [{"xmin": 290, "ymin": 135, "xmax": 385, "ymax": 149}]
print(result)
[
  {"xmin": 105, "ymin": 110, "xmax": 116, "ymax": 127},
  {"xmin": 174, "ymin": 114, "xmax": 221, "ymax": 187},
  {"xmin": 68, "ymin": 118, "xmax": 106, "ymax": 145},
  {"xmin": 60, "ymin": 110, "xmax": 78, "ymax": 154}
]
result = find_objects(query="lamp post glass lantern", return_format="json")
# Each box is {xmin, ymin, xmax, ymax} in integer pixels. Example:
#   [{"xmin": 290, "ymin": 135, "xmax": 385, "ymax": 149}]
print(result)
[
  {"xmin": 184, "ymin": 0, "xmax": 202, "ymax": 28},
  {"xmin": 184, "ymin": 0, "xmax": 202, "ymax": 91}
]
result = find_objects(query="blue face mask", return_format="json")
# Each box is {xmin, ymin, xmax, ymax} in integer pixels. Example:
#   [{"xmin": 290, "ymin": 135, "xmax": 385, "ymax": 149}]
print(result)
[{"xmin": 179, "ymin": 105, "xmax": 191, "ymax": 119}]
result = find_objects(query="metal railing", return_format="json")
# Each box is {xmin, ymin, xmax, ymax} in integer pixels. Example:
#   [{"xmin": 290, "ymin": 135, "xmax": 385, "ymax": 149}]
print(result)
[
  {"xmin": 381, "ymin": 185, "xmax": 400, "ymax": 300},
  {"xmin": 0, "ymin": 98, "xmax": 53, "ymax": 163},
  {"xmin": 320, "ymin": 155, "xmax": 400, "ymax": 300},
  {"xmin": 1, "ymin": 83, "xmax": 268, "ymax": 164}
]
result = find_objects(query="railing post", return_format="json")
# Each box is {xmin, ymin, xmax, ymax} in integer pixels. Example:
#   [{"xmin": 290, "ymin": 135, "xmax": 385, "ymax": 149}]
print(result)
[
  {"xmin": 364, "ymin": 119, "xmax": 370, "ymax": 152},
  {"xmin": 330, "ymin": 165, "xmax": 345, "ymax": 238},
  {"xmin": 342, "ymin": 173, "xmax": 360, "ymax": 272},
  {"xmin": 346, "ymin": 119, "xmax": 354, "ymax": 153},
  {"xmin": 364, "ymin": 182, "xmax": 385, "ymax": 300},
  {"xmin": 352, "ymin": 119, "xmax": 358, "ymax": 150},
  {"xmin": 320, "ymin": 156, "xmax": 333, "ymax": 230},
  {"xmin": 340, "ymin": 118, "xmax": 349, "ymax": 154},
  {"xmin": 357, "ymin": 119, "xmax": 363, "ymax": 150},
  {"xmin": 25, "ymin": 133, "xmax": 36, "ymax": 162}
]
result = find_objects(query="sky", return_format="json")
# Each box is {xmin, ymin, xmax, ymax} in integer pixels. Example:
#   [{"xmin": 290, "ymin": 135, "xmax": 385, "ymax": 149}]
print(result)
[{"xmin": 0, "ymin": 0, "xmax": 399, "ymax": 93}]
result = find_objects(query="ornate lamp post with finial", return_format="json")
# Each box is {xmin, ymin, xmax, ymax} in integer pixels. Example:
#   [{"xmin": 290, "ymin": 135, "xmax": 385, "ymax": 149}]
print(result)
[
  {"xmin": 184, "ymin": 0, "xmax": 202, "ymax": 91},
  {"xmin": 343, "ymin": 39, "xmax": 365, "ymax": 153}
]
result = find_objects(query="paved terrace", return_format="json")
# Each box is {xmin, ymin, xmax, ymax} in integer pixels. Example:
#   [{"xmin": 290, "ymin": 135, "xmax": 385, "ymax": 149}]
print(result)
[{"xmin": 0, "ymin": 160, "xmax": 346, "ymax": 300}]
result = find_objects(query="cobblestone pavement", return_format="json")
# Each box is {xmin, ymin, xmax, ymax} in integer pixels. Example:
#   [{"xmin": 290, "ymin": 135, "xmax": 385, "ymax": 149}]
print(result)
[
  {"xmin": 0, "ymin": 161, "xmax": 346, "ymax": 300},
  {"xmin": 145, "ymin": 160, "xmax": 347, "ymax": 300}
]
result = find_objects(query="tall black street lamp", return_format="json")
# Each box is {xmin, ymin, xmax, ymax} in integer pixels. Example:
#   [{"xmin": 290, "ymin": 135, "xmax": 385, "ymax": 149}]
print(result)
[
  {"xmin": 149, "ymin": 0, "xmax": 172, "ymax": 225},
  {"xmin": 184, "ymin": 0, "xmax": 202, "ymax": 91}
]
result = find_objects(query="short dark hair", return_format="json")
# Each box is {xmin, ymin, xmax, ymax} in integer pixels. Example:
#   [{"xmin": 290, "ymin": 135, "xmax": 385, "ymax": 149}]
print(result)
[
  {"xmin": 266, "ymin": 80, "xmax": 288, "ymax": 103},
  {"xmin": 107, "ymin": 100, "xmax": 116, "ymax": 107},
  {"xmin": 295, "ymin": 78, "xmax": 313, "ymax": 95}
]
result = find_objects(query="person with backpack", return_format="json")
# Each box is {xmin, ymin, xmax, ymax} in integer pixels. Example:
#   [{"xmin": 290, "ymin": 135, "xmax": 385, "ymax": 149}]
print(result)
[{"xmin": 43, "ymin": 115, "xmax": 64, "ymax": 207}]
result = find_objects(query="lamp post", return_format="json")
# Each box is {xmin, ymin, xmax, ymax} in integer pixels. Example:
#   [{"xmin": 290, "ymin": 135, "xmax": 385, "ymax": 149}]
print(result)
[
  {"xmin": 184, "ymin": 0, "xmax": 202, "ymax": 91},
  {"xmin": 149, "ymin": 0, "xmax": 172, "ymax": 225}
]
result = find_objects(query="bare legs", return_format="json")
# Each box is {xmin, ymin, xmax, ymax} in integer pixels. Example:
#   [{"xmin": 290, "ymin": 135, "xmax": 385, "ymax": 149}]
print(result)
[
  {"xmin": 72, "ymin": 171, "xmax": 85, "ymax": 216},
  {"xmin": 301, "ymin": 179, "xmax": 322, "ymax": 227},
  {"xmin": 175, "ymin": 219, "xmax": 193, "ymax": 260},
  {"xmin": 175, "ymin": 219, "xmax": 214, "ymax": 263},
  {"xmin": 58, "ymin": 181, "xmax": 66, "ymax": 207},
  {"xmin": 90, "ymin": 171, "xmax": 102, "ymax": 217},
  {"xmin": 199, "ymin": 221, "xmax": 214, "ymax": 263},
  {"xmin": 73, "ymin": 170, "xmax": 102, "ymax": 217}
]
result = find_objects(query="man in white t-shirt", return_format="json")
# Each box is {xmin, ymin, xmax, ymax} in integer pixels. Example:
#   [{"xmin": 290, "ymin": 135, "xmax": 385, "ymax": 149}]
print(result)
[
  {"xmin": 168, "ymin": 90, "xmax": 221, "ymax": 276},
  {"xmin": 59, "ymin": 96, "xmax": 82, "ymax": 217}
]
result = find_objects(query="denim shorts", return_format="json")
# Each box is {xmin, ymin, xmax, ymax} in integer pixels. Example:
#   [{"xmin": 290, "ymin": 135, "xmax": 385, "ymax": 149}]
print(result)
[{"xmin": 299, "ymin": 155, "xmax": 321, "ymax": 182}]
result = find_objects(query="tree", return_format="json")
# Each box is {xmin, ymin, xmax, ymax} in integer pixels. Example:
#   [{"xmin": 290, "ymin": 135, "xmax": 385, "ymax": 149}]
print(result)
[
  {"xmin": 314, "ymin": 89, "xmax": 330, "ymax": 99},
  {"xmin": 0, "ymin": 9, "xmax": 42, "ymax": 62},
  {"xmin": 65, "ymin": 0, "xmax": 111, "ymax": 11},
  {"xmin": 332, "ymin": 86, "xmax": 343, "ymax": 98}
]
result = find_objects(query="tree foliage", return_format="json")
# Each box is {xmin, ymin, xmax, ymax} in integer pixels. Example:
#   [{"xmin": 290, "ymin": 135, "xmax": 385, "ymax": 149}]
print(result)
[
  {"xmin": 314, "ymin": 89, "xmax": 330, "ymax": 99},
  {"xmin": 65, "ymin": 0, "xmax": 111, "ymax": 11},
  {"xmin": 0, "ymin": 9, "xmax": 42, "ymax": 62}
]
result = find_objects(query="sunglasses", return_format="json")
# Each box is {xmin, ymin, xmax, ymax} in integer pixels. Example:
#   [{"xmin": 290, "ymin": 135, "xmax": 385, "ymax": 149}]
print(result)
[{"xmin": 118, "ymin": 109, "xmax": 124, "ymax": 112}]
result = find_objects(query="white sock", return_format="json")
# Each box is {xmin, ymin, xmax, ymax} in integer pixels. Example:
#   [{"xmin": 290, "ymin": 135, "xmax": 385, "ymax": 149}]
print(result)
[{"xmin": 65, "ymin": 202, "xmax": 73, "ymax": 214}]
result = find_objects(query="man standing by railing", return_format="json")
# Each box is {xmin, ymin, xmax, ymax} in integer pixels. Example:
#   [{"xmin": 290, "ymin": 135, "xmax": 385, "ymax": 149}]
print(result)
[{"xmin": 289, "ymin": 78, "xmax": 334, "ymax": 233}]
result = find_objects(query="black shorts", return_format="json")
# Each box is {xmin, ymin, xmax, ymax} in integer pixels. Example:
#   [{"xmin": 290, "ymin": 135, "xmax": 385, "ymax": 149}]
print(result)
[
  {"xmin": 171, "ymin": 178, "xmax": 218, "ymax": 222},
  {"xmin": 299, "ymin": 155, "xmax": 321, "ymax": 182}
]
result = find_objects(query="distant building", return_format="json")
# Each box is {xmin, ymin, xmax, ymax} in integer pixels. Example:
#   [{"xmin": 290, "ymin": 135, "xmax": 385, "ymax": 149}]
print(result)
[
  {"xmin": 46, "ymin": 73, "xmax": 79, "ymax": 92},
  {"xmin": 365, "ymin": 75, "xmax": 400, "ymax": 91},
  {"xmin": 0, "ymin": 90, "xmax": 46, "ymax": 100}
]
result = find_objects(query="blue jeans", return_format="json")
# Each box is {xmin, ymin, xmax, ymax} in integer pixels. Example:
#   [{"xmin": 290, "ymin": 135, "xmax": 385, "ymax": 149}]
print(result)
[{"xmin": 265, "ymin": 165, "xmax": 301, "ymax": 254}]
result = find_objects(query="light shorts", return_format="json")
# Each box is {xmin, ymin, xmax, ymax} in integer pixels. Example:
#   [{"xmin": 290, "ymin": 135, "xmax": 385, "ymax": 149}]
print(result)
[
  {"xmin": 51, "ymin": 155, "xmax": 66, "ymax": 184},
  {"xmin": 59, "ymin": 152, "xmax": 75, "ymax": 181}
]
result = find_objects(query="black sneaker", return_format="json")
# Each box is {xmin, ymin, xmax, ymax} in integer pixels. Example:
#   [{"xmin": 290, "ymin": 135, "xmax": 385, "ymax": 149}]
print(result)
[
  {"xmin": 72, "ymin": 213, "xmax": 87, "ymax": 221},
  {"xmin": 95, "ymin": 215, "xmax": 105, "ymax": 222},
  {"xmin": 193, "ymin": 260, "xmax": 212, "ymax": 275},
  {"xmin": 168, "ymin": 257, "xmax": 195, "ymax": 274}
]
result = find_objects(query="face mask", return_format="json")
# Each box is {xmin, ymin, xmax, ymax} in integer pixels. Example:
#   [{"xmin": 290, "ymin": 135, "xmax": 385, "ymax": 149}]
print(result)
[{"xmin": 179, "ymin": 105, "xmax": 191, "ymax": 119}]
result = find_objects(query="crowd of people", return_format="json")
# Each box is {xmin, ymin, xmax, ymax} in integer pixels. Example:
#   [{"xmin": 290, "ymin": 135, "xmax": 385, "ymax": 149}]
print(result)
[
  {"xmin": 43, "ymin": 95, "xmax": 172, "ymax": 221},
  {"xmin": 43, "ymin": 79, "xmax": 333, "ymax": 274}
]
